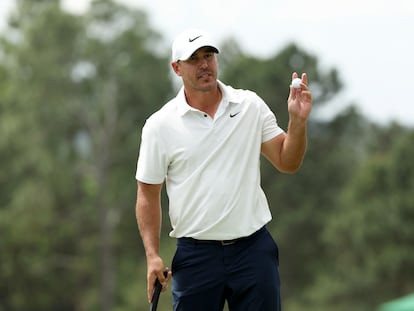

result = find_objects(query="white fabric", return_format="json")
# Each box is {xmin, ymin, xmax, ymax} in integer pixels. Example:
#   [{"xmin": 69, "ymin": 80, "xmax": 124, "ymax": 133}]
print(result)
[
  {"xmin": 136, "ymin": 81, "xmax": 284, "ymax": 239},
  {"xmin": 171, "ymin": 28, "xmax": 219, "ymax": 61}
]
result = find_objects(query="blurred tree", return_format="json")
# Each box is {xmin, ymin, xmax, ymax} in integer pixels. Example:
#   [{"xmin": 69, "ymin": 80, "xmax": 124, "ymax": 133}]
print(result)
[
  {"xmin": 0, "ymin": 0, "xmax": 172, "ymax": 310},
  {"xmin": 302, "ymin": 127, "xmax": 414, "ymax": 311}
]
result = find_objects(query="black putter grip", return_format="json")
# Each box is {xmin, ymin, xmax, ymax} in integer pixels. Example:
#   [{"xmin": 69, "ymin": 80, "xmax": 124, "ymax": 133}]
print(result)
[{"xmin": 150, "ymin": 270, "xmax": 168, "ymax": 311}]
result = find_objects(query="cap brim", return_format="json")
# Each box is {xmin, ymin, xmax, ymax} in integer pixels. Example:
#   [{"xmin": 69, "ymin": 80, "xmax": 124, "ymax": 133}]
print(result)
[{"xmin": 179, "ymin": 45, "xmax": 219, "ymax": 61}]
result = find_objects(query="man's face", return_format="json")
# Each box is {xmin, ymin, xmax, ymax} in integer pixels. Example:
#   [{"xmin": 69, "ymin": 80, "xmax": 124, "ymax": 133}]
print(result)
[{"xmin": 172, "ymin": 47, "xmax": 218, "ymax": 92}]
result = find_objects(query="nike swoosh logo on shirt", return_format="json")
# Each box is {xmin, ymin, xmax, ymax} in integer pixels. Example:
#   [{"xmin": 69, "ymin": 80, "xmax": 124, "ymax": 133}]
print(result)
[
  {"xmin": 189, "ymin": 35, "xmax": 202, "ymax": 42},
  {"xmin": 230, "ymin": 112, "xmax": 240, "ymax": 118}
]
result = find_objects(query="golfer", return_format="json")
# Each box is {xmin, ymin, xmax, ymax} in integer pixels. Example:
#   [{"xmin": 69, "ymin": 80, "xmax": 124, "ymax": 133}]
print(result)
[{"xmin": 135, "ymin": 28, "xmax": 312, "ymax": 311}]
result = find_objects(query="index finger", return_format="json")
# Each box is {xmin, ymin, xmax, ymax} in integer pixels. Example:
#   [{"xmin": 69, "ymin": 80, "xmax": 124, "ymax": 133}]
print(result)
[
  {"xmin": 157, "ymin": 269, "xmax": 168, "ymax": 286},
  {"xmin": 161, "ymin": 269, "xmax": 172, "ymax": 292},
  {"xmin": 301, "ymin": 72, "xmax": 308, "ymax": 85}
]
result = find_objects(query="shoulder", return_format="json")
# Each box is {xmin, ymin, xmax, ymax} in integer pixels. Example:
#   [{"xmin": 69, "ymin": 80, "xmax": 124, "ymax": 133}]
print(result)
[{"xmin": 144, "ymin": 99, "xmax": 178, "ymax": 128}]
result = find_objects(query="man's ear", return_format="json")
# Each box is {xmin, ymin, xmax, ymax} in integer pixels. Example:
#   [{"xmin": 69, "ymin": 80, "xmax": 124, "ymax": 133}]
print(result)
[{"xmin": 171, "ymin": 61, "xmax": 182, "ymax": 77}]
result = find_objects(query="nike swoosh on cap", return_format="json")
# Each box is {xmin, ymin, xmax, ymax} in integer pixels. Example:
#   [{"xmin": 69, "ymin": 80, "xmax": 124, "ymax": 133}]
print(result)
[
  {"xmin": 189, "ymin": 35, "xmax": 202, "ymax": 42},
  {"xmin": 230, "ymin": 112, "xmax": 240, "ymax": 118}
]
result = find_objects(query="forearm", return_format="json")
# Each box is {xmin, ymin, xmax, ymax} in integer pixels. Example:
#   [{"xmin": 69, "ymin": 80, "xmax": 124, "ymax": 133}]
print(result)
[
  {"xmin": 137, "ymin": 203, "xmax": 161, "ymax": 258},
  {"xmin": 136, "ymin": 182, "xmax": 170, "ymax": 302},
  {"xmin": 279, "ymin": 116, "xmax": 307, "ymax": 173},
  {"xmin": 136, "ymin": 182, "xmax": 162, "ymax": 259}
]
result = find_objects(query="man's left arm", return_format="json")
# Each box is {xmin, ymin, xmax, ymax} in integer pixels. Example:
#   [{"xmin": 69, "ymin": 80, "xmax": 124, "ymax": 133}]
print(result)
[{"xmin": 261, "ymin": 72, "xmax": 312, "ymax": 173}]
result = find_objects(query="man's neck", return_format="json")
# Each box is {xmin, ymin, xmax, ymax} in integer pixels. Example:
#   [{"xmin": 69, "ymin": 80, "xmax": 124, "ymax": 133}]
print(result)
[{"xmin": 184, "ymin": 83, "xmax": 222, "ymax": 118}]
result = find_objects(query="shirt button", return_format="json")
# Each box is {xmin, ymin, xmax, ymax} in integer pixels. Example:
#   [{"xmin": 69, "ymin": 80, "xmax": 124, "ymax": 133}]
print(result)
[{"xmin": 204, "ymin": 114, "xmax": 207, "ymax": 117}]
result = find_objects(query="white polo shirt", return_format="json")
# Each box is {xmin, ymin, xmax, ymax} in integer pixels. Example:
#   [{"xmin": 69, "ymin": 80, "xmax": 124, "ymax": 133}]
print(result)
[{"xmin": 136, "ymin": 81, "xmax": 284, "ymax": 240}]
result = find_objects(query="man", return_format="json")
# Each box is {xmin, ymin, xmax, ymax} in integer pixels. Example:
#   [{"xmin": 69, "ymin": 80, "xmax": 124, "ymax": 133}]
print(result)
[{"xmin": 136, "ymin": 28, "xmax": 312, "ymax": 311}]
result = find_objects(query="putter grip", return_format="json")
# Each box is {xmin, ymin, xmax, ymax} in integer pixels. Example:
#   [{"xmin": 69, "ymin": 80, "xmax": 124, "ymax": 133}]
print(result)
[{"xmin": 150, "ymin": 270, "xmax": 168, "ymax": 311}]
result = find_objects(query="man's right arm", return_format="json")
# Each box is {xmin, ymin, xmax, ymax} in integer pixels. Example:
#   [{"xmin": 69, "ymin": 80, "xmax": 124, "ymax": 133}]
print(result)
[{"xmin": 136, "ymin": 181, "xmax": 169, "ymax": 302}]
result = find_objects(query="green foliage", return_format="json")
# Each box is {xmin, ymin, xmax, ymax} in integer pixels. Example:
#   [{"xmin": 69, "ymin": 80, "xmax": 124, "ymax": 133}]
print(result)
[
  {"xmin": 0, "ymin": 0, "xmax": 172, "ymax": 310},
  {"xmin": 0, "ymin": 1, "xmax": 413, "ymax": 311},
  {"xmin": 302, "ymin": 128, "xmax": 414, "ymax": 311}
]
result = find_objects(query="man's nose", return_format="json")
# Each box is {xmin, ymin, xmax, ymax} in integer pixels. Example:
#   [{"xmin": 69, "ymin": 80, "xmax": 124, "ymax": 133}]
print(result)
[{"xmin": 199, "ymin": 58, "xmax": 208, "ymax": 68}]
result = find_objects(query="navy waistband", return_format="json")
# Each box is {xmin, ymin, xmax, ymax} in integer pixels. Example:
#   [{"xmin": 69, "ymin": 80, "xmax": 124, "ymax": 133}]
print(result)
[{"xmin": 178, "ymin": 226, "xmax": 266, "ymax": 246}]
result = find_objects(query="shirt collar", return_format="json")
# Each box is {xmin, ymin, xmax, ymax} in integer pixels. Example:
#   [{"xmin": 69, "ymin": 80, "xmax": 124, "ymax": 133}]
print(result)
[{"xmin": 175, "ymin": 80, "xmax": 241, "ymax": 116}]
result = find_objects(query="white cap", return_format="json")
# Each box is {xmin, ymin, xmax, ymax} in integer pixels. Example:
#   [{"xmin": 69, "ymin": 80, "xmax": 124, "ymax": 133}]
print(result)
[{"xmin": 171, "ymin": 28, "xmax": 219, "ymax": 62}]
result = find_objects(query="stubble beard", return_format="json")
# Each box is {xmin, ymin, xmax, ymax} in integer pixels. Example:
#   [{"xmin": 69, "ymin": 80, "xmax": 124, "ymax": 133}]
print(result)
[{"xmin": 194, "ymin": 71, "xmax": 217, "ymax": 92}]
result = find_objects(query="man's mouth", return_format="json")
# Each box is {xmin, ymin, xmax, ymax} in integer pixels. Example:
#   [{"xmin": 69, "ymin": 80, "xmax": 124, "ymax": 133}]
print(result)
[{"xmin": 198, "ymin": 72, "xmax": 211, "ymax": 79}]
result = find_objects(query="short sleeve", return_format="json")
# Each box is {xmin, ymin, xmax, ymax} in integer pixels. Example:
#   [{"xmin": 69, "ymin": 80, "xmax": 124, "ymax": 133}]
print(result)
[
  {"xmin": 135, "ymin": 120, "xmax": 168, "ymax": 184},
  {"xmin": 260, "ymin": 98, "xmax": 285, "ymax": 143}
]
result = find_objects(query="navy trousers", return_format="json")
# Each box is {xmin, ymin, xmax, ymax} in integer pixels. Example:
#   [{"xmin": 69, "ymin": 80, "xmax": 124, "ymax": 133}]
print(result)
[{"xmin": 171, "ymin": 227, "xmax": 281, "ymax": 311}]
